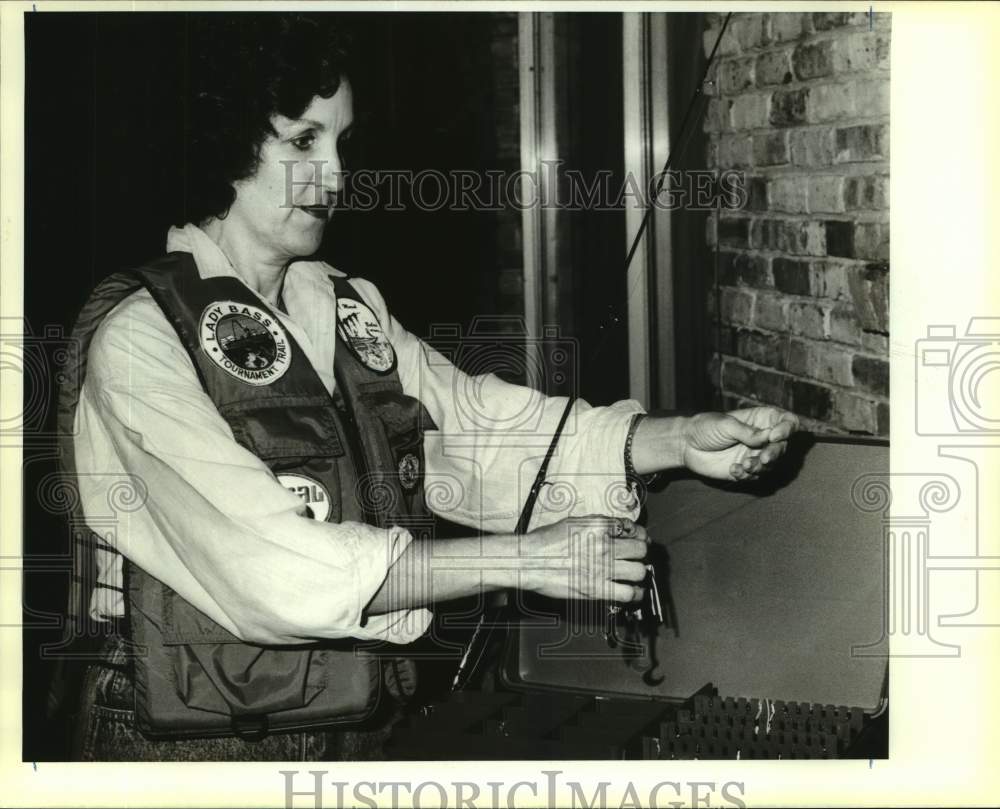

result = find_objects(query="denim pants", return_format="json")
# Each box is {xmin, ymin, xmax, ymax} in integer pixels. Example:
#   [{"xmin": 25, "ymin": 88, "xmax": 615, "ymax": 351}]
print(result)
[{"xmin": 71, "ymin": 635, "xmax": 400, "ymax": 762}]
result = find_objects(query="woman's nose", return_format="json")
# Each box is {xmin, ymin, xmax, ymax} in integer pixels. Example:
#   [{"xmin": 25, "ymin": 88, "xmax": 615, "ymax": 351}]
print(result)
[{"xmin": 319, "ymin": 147, "xmax": 344, "ymax": 194}]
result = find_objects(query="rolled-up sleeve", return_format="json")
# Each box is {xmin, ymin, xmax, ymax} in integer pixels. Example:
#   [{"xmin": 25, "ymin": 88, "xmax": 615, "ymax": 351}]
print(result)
[
  {"xmin": 76, "ymin": 291, "xmax": 431, "ymax": 645},
  {"xmin": 347, "ymin": 279, "xmax": 644, "ymax": 534}
]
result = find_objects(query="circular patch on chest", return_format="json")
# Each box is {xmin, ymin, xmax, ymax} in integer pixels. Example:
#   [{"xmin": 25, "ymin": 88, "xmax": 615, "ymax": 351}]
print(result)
[
  {"xmin": 278, "ymin": 473, "xmax": 333, "ymax": 522},
  {"xmin": 199, "ymin": 301, "xmax": 291, "ymax": 386}
]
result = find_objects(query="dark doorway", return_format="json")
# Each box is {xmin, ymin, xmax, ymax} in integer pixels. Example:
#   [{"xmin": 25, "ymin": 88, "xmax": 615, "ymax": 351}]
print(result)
[{"xmin": 560, "ymin": 13, "xmax": 629, "ymax": 407}]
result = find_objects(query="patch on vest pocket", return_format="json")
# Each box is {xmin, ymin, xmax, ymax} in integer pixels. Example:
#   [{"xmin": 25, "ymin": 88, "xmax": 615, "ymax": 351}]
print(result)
[
  {"xmin": 200, "ymin": 301, "xmax": 291, "ymax": 385},
  {"xmin": 336, "ymin": 297, "xmax": 396, "ymax": 373},
  {"xmin": 278, "ymin": 473, "xmax": 332, "ymax": 522},
  {"xmin": 398, "ymin": 453, "xmax": 420, "ymax": 490}
]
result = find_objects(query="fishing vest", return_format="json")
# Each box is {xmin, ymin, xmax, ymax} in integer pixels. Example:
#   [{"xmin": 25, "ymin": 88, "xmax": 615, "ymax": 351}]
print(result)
[{"xmin": 58, "ymin": 252, "xmax": 434, "ymax": 740}]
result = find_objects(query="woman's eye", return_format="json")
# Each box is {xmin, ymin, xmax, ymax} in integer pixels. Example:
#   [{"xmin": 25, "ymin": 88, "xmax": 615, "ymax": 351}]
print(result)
[{"xmin": 291, "ymin": 134, "xmax": 315, "ymax": 151}]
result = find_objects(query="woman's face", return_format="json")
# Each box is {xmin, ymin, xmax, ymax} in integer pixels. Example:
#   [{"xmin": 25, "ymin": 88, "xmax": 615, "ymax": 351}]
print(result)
[{"xmin": 225, "ymin": 79, "xmax": 354, "ymax": 262}]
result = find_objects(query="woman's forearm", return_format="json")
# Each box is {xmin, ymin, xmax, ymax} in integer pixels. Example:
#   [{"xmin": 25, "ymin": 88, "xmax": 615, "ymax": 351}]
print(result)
[
  {"xmin": 630, "ymin": 415, "xmax": 690, "ymax": 476},
  {"xmin": 365, "ymin": 515, "xmax": 652, "ymax": 616},
  {"xmin": 365, "ymin": 532, "xmax": 525, "ymax": 615}
]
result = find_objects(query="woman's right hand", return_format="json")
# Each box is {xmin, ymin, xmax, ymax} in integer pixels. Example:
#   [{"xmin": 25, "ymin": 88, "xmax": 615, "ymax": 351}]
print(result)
[
  {"xmin": 370, "ymin": 516, "xmax": 649, "ymax": 616},
  {"xmin": 519, "ymin": 515, "xmax": 650, "ymax": 603}
]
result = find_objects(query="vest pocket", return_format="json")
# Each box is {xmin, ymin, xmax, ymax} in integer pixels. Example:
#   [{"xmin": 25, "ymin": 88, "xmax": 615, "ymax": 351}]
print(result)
[
  {"xmin": 358, "ymin": 383, "xmax": 437, "ymax": 443},
  {"xmin": 357, "ymin": 386, "xmax": 432, "ymax": 469},
  {"xmin": 170, "ymin": 643, "xmax": 329, "ymax": 716},
  {"xmin": 220, "ymin": 397, "xmax": 346, "ymax": 460},
  {"xmin": 128, "ymin": 565, "xmax": 380, "ymax": 738},
  {"xmin": 161, "ymin": 587, "xmax": 326, "ymax": 716},
  {"xmin": 354, "ymin": 387, "xmax": 434, "ymax": 524}
]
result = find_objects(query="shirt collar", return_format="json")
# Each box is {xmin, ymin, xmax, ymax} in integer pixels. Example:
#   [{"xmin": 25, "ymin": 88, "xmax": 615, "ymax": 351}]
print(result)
[{"xmin": 165, "ymin": 223, "xmax": 344, "ymax": 288}]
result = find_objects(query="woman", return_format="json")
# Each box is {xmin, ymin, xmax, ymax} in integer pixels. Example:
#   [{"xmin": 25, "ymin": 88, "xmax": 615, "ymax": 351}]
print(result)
[{"xmin": 64, "ymin": 14, "xmax": 797, "ymax": 761}]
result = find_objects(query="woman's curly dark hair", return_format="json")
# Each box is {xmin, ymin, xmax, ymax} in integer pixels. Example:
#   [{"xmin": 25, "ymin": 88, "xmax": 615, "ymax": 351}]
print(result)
[{"xmin": 182, "ymin": 13, "xmax": 352, "ymax": 226}]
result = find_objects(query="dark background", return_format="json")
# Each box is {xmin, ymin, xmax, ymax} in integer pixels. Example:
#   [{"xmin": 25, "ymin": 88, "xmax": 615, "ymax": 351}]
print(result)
[
  {"xmin": 22, "ymin": 11, "xmax": 710, "ymax": 760},
  {"xmin": 24, "ymin": 12, "xmax": 511, "ymax": 337}
]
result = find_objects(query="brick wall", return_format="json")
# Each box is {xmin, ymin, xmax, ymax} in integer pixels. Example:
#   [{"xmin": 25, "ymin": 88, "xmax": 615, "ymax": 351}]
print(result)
[{"xmin": 703, "ymin": 11, "xmax": 890, "ymax": 435}]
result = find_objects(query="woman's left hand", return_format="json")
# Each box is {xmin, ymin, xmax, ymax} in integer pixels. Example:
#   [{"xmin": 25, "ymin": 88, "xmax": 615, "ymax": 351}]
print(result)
[{"xmin": 680, "ymin": 407, "xmax": 799, "ymax": 481}]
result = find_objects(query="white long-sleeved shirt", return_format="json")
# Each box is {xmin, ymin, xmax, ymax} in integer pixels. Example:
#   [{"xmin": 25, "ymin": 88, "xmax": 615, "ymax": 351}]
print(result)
[{"xmin": 75, "ymin": 224, "xmax": 643, "ymax": 645}]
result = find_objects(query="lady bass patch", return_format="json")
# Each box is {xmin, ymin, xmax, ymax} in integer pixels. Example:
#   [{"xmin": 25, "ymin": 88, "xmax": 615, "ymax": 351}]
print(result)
[
  {"xmin": 200, "ymin": 301, "xmax": 291, "ymax": 385},
  {"xmin": 278, "ymin": 473, "xmax": 332, "ymax": 522},
  {"xmin": 336, "ymin": 297, "xmax": 395, "ymax": 373}
]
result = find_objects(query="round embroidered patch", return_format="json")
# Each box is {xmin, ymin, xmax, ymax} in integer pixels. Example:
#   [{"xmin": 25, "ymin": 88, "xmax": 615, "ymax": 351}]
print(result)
[
  {"xmin": 200, "ymin": 301, "xmax": 291, "ymax": 386},
  {"xmin": 278, "ymin": 473, "xmax": 332, "ymax": 522},
  {"xmin": 336, "ymin": 297, "xmax": 395, "ymax": 373},
  {"xmin": 398, "ymin": 453, "xmax": 420, "ymax": 490}
]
